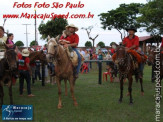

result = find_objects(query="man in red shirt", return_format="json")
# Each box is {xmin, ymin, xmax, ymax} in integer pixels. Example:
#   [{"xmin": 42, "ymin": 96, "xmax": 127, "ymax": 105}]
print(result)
[
  {"xmin": 18, "ymin": 49, "xmax": 34, "ymax": 97},
  {"xmin": 60, "ymin": 24, "xmax": 81, "ymax": 78},
  {"xmin": 123, "ymin": 26, "xmax": 139, "ymax": 51}
]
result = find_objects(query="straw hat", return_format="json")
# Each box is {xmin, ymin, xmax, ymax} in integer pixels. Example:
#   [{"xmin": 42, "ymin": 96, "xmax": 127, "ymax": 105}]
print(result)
[
  {"xmin": 22, "ymin": 49, "xmax": 30, "ymax": 57},
  {"xmin": 65, "ymin": 24, "xmax": 78, "ymax": 32}
]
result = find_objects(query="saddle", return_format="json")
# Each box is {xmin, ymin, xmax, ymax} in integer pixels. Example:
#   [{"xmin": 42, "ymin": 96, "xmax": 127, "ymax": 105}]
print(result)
[{"xmin": 65, "ymin": 47, "xmax": 84, "ymax": 67}]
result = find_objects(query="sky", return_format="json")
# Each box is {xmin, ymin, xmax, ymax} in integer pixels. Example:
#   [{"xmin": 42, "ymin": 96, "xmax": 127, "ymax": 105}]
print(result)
[{"xmin": 0, "ymin": 0, "xmax": 148, "ymax": 47}]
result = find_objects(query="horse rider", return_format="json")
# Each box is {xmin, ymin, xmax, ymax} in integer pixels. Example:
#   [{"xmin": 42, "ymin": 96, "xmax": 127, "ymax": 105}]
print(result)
[
  {"xmin": 18, "ymin": 49, "xmax": 35, "ymax": 97},
  {"xmin": 0, "ymin": 26, "xmax": 7, "ymax": 60},
  {"xmin": 59, "ymin": 24, "xmax": 81, "ymax": 78},
  {"xmin": 122, "ymin": 25, "xmax": 142, "ymax": 78}
]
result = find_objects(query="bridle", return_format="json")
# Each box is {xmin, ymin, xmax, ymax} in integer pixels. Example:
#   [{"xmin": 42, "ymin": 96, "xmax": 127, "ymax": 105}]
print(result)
[{"xmin": 47, "ymin": 39, "xmax": 73, "ymax": 75}]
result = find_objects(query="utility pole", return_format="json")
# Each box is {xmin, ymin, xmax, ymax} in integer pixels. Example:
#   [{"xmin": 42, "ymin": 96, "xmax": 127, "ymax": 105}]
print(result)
[
  {"xmin": 34, "ymin": 9, "xmax": 37, "ymax": 45},
  {"xmin": 22, "ymin": 24, "xmax": 31, "ymax": 47}
]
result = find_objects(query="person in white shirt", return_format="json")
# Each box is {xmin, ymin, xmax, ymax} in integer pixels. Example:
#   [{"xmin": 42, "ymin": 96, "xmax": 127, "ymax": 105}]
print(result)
[{"xmin": 80, "ymin": 48, "xmax": 85, "ymax": 56}]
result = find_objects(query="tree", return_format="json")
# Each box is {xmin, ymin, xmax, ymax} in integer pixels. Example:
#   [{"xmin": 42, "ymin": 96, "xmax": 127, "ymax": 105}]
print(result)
[
  {"xmin": 15, "ymin": 40, "xmax": 24, "ymax": 47},
  {"xmin": 38, "ymin": 18, "xmax": 68, "ymax": 40},
  {"xmin": 99, "ymin": 3, "xmax": 144, "ymax": 40},
  {"xmin": 98, "ymin": 41, "xmax": 105, "ymax": 48},
  {"xmin": 137, "ymin": 0, "xmax": 163, "ymax": 35},
  {"xmin": 82, "ymin": 26, "xmax": 99, "ymax": 48},
  {"xmin": 85, "ymin": 41, "xmax": 92, "ymax": 48},
  {"xmin": 30, "ymin": 40, "xmax": 38, "ymax": 47}
]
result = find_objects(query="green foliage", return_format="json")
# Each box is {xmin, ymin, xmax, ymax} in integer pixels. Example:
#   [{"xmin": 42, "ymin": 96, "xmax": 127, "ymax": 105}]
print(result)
[
  {"xmin": 38, "ymin": 18, "xmax": 68, "ymax": 40},
  {"xmin": 30, "ymin": 40, "xmax": 38, "ymax": 47},
  {"xmin": 99, "ymin": 3, "xmax": 144, "ymax": 39},
  {"xmin": 97, "ymin": 41, "xmax": 105, "ymax": 48},
  {"xmin": 137, "ymin": 0, "xmax": 163, "ymax": 35},
  {"xmin": 85, "ymin": 41, "xmax": 92, "ymax": 48},
  {"xmin": 15, "ymin": 40, "xmax": 24, "ymax": 47}
]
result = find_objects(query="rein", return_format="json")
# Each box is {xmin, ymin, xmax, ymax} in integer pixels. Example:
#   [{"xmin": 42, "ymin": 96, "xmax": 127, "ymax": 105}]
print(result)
[{"xmin": 49, "ymin": 43, "xmax": 73, "ymax": 76}]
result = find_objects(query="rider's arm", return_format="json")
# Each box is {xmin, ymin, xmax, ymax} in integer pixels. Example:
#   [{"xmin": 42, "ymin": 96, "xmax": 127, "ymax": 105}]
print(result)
[{"xmin": 68, "ymin": 43, "xmax": 78, "ymax": 47}]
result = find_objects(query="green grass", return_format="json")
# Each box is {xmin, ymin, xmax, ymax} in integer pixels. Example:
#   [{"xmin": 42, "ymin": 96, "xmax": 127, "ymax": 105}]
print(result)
[{"xmin": 0, "ymin": 64, "xmax": 162, "ymax": 122}]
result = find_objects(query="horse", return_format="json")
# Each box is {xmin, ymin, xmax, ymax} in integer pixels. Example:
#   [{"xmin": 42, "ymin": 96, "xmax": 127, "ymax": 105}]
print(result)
[
  {"xmin": 29, "ymin": 50, "xmax": 47, "ymax": 65},
  {"xmin": 29, "ymin": 50, "xmax": 47, "ymax": 85},
  {"xmin": 116, "ymin": 45, "xmax": 144, "ymax": 104},
  {"xmin": 47, "ymin": 37, "xmax": 78, "ymax": 109},
  {"xmin": 0, "ymin": 45, "xmax": 18, "ymax": 108}
]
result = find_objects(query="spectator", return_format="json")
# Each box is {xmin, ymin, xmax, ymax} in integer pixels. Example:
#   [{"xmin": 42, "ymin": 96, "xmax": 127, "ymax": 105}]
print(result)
[
  {"xmin": 35, "ymin": 60, "xmax": 42, "ymax": 81},
  {"xmin": 89, "ymin": 51, "xmax": 93, "ymax": 69},
  {"xmin": 18, "ymin": 49, "xmax": 35, "ymax": 97},
  {"xmin": 80, "ymin": 48, "xmax": 85, "ymax": 56},
  {"xmin": 84, "ymin": 50, "xmax": 90, "ymax": 72},
  {"xmin": 97, "ymin": 49, "xmax": 103, "ymax": 60},
  {"xmin": 95, "ymin": 44, "xmax": 100, "ymax": 55}
]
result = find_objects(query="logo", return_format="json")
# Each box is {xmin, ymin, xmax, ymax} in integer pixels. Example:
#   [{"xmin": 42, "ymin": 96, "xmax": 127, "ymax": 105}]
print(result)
[{"xmin": 2, "ymin": 105, "xmax": 33, "ymax": 121}]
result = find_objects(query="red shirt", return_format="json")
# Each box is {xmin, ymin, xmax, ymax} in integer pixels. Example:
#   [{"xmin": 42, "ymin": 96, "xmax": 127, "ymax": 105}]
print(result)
[
  {"xmin": 123, "ymin": 35, "xmax": 139, "ymax": 50},
  {"xmin": 60, "ymin": 33, "xmax": 79, "ymax": 48},
  {"xmin": 110, "ymin": 48, "xmax": 115, "ymax": 54},
  {"xmin": 18, "ymin": 53, "xmax": 30, "ymax": 70}
]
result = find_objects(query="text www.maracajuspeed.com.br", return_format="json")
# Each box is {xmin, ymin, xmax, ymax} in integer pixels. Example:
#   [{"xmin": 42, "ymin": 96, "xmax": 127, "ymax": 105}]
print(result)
[{"xmin": 3, "ymin": 12, "xmax": 94, "ymax": 20}]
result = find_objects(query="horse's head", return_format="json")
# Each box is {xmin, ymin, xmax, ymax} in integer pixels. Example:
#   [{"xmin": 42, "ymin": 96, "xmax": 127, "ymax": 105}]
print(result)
[
  {"xmin": 37, "ymin": 50, "xmax": 47, "ymax": 64},
  {"xmin": 147, "ymin": 46, "xmax": 156, "ymax": 66},
  {"xmin": 4, "ymin": 44, "xmax": 17, "ymax": 71},
  {"xmin": 47, "ymin": 36, "xmax": 59, "ymax": 60},
  {"xmin": 116, "ymin": 45, "xmax": 127, "ymax": 66}
]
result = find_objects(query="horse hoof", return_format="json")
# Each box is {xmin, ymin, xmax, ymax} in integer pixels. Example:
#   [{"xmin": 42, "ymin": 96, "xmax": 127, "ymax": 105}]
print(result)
[
  {"xmin": 129, "ymin": 102, "xmax": 133, "ymax": 105},
  {"xmin": 74, "ymin": 102, "xmax": 78, "ymax": 107},
  {"xmin": 118, "ymin": 100, "xmax": 122, "ymax": 103},
  {"xmin": 141, "ymin": 92, "xmax": 144, "ymax": 96},
  {"xmin": 126, "ymin": 92, "xmax": 130, "ymax": 96},
  {"xmin": 57, "ymin": 105, "xmax": 62, "ymax": 109}
]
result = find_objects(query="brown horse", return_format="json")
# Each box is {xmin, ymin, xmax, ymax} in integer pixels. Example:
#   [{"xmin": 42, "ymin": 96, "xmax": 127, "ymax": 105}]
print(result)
[
  {"xmin": 47, "ymin": 37, "xmax": 77, "ymax": 109},
  {"xmin": 29, "ymin": 50, "xmax": 47, "ymax": 65},
  {"xmin": 116, "ymin": 45, "xmax": 144, "ymax": 104},
  {"xmin": 29, "ymin": 50, "xmax": 47, "ymax": 85},
  {"xmin": 0, "ymin": 45, "xmax": 18, "ymax": 108}
]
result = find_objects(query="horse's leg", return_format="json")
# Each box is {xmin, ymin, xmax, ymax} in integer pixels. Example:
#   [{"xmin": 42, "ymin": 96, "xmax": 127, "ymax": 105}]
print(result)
[
  {"xmin": 119, "ymin": 76, "xmax": 123, "ymax": 103},
  {"xmin": 69, "ymin": 76, "xmax": 78, "ymax": 106},
  {"xmin": 56, "ymin": 77, "xmax": 62, "ymax": 109},
  {"xmin": 0, "ymin": 82, "xmax": 4, "ymax": 108},
  {"xmin": 128, "ymin": 76, "xmax": 133, "ymax": 104},
  {"xmin": 140, "ymin": 78, "xmax": 144, "ymax": 96},
  {"xmin": 8, "ymin": 80, "xmax": 13, "ymax": 105},
  {"xmin": 64, "ymin": 80, "xmax": 68, "ymax": 96}
]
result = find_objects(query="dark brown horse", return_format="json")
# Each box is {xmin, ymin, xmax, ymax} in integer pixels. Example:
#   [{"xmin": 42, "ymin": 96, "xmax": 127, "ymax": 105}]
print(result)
[
  {"xmin": 0, "ymin": 45, "xmax": 18, "ymax": 108},
  {"xmin": 47, "ymin": 37, "xmax": 77, "ymax": 109},
  {"xmin": 116, "ymin": 45, "xmax": 144, "ymax": 104}
]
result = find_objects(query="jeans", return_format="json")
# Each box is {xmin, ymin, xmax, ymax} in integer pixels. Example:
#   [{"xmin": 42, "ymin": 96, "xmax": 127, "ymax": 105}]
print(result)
[
  {"xmin": 35, "ymin": 68, "xmax": 41, "ymax": 80},
  {"xmin": 19, "ymin": 70, "xmax": 31, "ymax": 95},
  {"xmin": 73, "ymin": 48, "xmax": 81, "ymax": 74}
]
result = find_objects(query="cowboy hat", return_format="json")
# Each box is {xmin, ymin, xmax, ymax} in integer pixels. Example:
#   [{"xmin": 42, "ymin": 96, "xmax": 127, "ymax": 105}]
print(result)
[
  {"xmin": 66, "ymin": 24, "xmax": 78, "ymax": 32},
  {"xmin": 22, "ymin": 49, "xmax": 30, "ymax": 57},
  {"xmin": 126, "ymin": 25, "xmax": 137, "ymax": 32}
]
